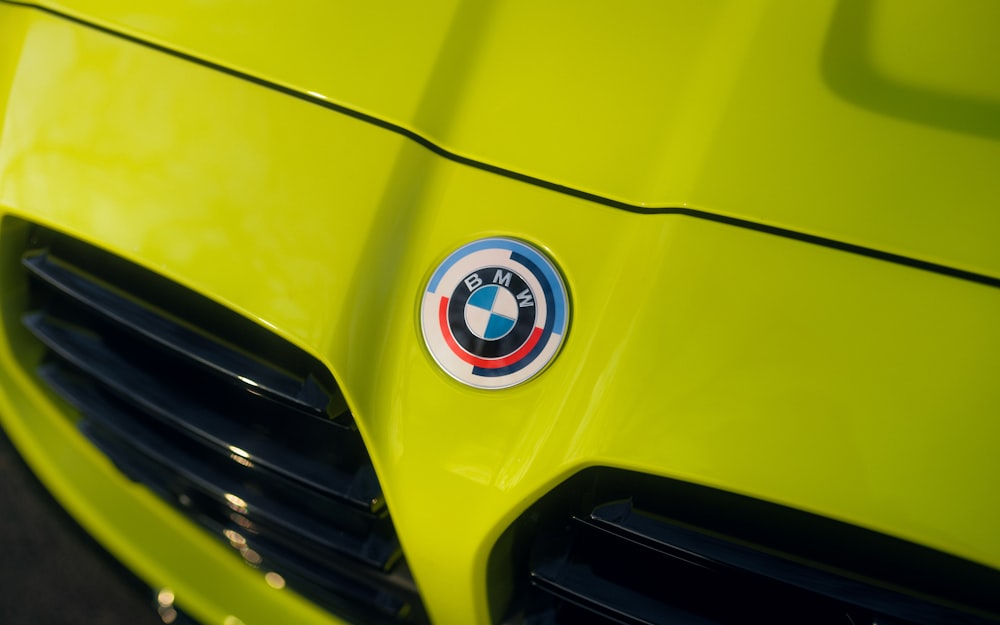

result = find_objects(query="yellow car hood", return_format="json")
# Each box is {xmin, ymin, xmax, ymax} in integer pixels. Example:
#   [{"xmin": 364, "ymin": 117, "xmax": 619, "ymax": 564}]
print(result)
[{"xmin": 32, "ymin": 0, "xmax": 1000, "ymax": 281}]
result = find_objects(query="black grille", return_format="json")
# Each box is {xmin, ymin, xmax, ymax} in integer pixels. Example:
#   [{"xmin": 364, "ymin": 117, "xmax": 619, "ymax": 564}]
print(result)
[
  {"xmin": 18, "ymin": 226, "xmax": 428, "ymax": 625},
  {"xmin": 493, "ymin": 469, "xmax": 1000, "ymax": 625}
]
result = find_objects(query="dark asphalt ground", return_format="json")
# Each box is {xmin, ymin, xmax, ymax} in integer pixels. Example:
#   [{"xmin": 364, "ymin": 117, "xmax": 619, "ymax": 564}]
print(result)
[{"xmin": 0, "ymin": 428, "xmax": 164, "ymax": 625}]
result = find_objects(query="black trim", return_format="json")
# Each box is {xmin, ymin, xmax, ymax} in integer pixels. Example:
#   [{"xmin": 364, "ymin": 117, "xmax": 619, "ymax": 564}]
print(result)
[
  {"xmin": 17, "ymin": 223, "xmax": 432, "ymax": 625},
  {"xmin": 5, "ymin": 0, "xmax": 1000, "ymax": 290},
  {"xmin": 491, "ymin": 468, "xmax": 1000, "ymax": 625},
  {"xmin": 22, "ymin": 251, "xmax": 332, "ymax": 417}
]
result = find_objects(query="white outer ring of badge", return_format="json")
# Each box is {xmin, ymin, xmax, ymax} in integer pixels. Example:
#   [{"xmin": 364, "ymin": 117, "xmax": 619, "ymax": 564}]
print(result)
[{"xmin": 421, "ymin": 238, "xmax": 569, "ymax": 389}]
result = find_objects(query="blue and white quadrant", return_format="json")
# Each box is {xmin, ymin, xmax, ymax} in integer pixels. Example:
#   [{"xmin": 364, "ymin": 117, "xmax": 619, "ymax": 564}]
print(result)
[{"xmin": 465, "ymin": 285, "xmax": 518, "ymax": 340}]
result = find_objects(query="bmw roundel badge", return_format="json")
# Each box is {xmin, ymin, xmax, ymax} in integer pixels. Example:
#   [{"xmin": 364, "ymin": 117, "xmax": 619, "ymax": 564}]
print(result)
[{"xmin": 421, "ymin": 238, "xmax": 569, "ymax": 389}]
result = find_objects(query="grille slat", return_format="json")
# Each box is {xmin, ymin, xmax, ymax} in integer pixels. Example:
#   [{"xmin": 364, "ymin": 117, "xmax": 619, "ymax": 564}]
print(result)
[
  {"xmin": 23, "ymin": 251, "xmax": 329, "ymax": 416},
  {"xmin": 25, "ymin": 310, "xmax": 376, "ymax": 508},
  {"xmin": 531, "ymin": 556, "xmax": 715, "ymax": 625},
  {"xmin": 528, "ymin": 502, "xmax": 997, "ymax": 625},
  {"xmin": 583, "ymin": 501, "xmax": 980, "ymax": 625},
  {"xmin": 38, "ymin": 360, "xmax": 400, "ymax": 570},
  {"xmin": 17, "ymin": 228, "xmax": 429, "ymax": 625},
  {"xmin": 80, "ymin": 421, "xmax": 416, "ymax": 620},
  {"xmin": 496, "ymin": 469, "xmax": 1000, "ymax": 625}
]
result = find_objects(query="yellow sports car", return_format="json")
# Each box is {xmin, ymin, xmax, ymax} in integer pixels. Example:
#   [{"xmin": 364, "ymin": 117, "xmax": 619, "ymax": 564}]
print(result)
[{"xmin": 1, "ymin": 1, "xmax": 998, "ymax": 624}]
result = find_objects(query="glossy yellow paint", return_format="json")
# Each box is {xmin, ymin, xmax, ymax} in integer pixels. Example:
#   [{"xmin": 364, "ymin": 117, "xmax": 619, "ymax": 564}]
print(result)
[
  {"xmin": 0, "ymin": 2, "xmax": 998, "ymax": 625},
  {"xmin": 27, "ymin": 0, "xmax": 1000, "ymax": 280}
]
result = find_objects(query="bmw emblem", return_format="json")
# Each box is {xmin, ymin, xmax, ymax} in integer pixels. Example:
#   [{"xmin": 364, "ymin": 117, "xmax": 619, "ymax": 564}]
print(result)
[{"xmin": 421, "ymin": 238, "xmax": 569, "ymax": 389}]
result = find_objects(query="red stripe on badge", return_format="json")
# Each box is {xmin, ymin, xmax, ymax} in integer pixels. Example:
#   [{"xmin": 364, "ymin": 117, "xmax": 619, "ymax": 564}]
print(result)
[{"xmin": 438, "ymin": 296, "xmax": 543, "ymax": 369}]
